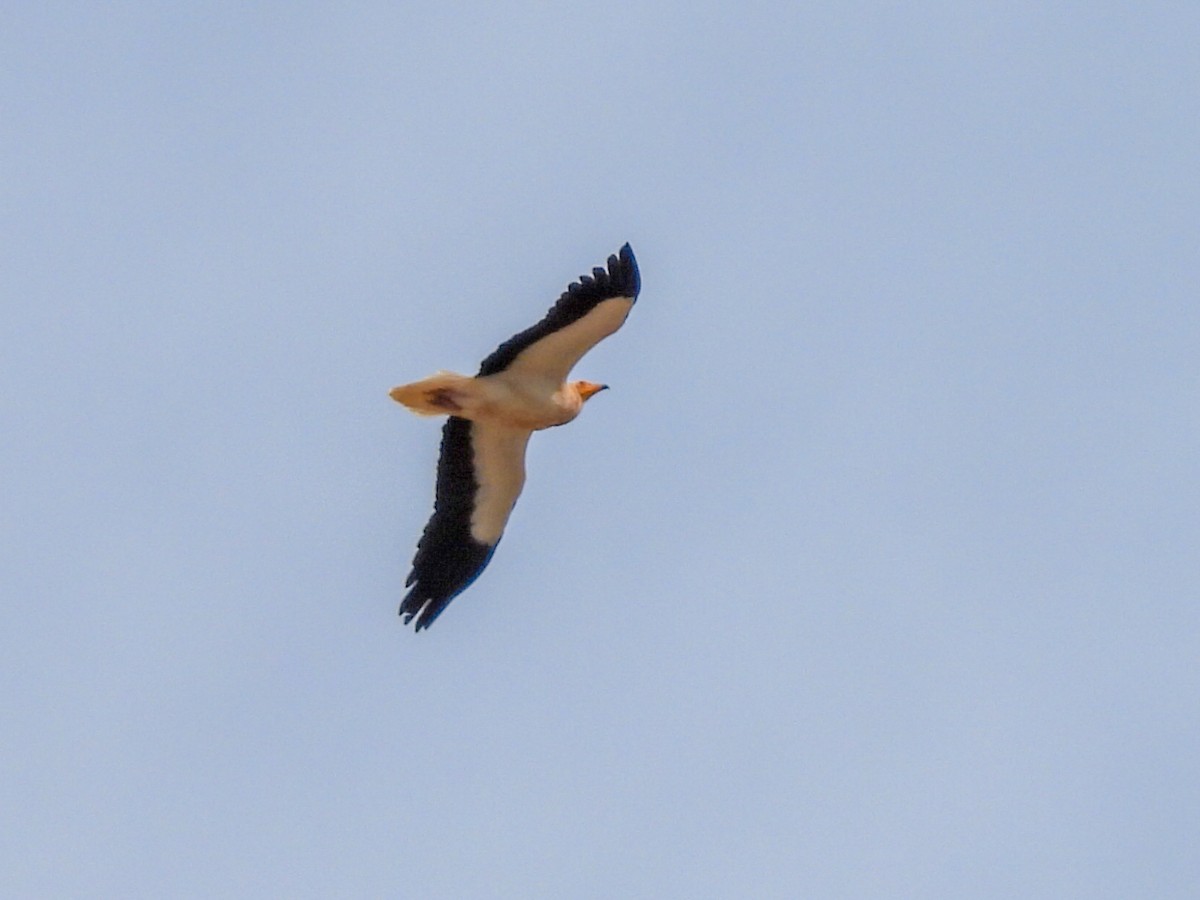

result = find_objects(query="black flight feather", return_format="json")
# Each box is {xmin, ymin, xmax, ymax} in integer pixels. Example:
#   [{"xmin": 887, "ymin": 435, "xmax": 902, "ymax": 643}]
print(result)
[{"xmin": 400, "ymin": 416, "xmax": 496, "ymax": 630}]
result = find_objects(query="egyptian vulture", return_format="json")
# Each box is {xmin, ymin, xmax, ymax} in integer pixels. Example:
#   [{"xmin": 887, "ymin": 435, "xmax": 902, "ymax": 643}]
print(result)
[{"xmin": 390, "ymin": 243, "xmax": 640, "ymax": 630}]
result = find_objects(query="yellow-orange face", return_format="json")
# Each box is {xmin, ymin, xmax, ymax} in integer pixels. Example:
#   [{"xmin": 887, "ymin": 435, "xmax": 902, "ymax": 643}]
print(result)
[{"xmin": 575, "ymin": 381, "xmax": 609, "ymax": 402}]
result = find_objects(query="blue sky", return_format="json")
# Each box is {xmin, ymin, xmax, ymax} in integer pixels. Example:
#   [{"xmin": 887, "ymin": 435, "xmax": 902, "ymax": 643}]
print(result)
[{"xmin": 3, "ymin": 2, "xmax": 1198, "ymax": 897}]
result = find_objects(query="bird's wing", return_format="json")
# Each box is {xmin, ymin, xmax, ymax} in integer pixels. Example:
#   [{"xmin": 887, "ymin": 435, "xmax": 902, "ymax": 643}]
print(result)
[
  {"xmin": 401, "ymin": 416, "xmax": 531, "ymax": 630},
  {"xmin": 477, "ymin": 243, "xmax": 641, "ymax": 383}
]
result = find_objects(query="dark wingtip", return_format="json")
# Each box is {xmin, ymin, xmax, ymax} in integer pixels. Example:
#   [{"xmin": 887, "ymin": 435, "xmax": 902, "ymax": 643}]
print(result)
[
  {"xmin": 400, "ymin": 537, "xmax": 498, "ymax": 632},
  {"xmin": 399, "ymin": 590, "xmax": 437, "ymax": 631},
  {"xmin": 398, "ymin": 593, "xmax": 421, "ymax": 624},
  {"xmin": 403, "ymin": 592, "xmax": 451, "ymax": 631},
  {"xmin": 616, "ymin": 243, "xmax": 640, "ymax": 300}
]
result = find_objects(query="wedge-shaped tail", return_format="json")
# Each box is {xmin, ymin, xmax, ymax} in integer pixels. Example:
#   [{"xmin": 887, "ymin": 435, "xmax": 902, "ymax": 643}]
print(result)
[{"xmin": 389, "ymin": 371, "xmax": 476, "ymax": 416}]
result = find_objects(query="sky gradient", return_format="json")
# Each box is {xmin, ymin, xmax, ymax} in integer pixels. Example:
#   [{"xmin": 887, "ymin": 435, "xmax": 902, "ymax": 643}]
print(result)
[{"xmin": 4, "ymin": 2, "xmax": 1198, "ymax": 897}]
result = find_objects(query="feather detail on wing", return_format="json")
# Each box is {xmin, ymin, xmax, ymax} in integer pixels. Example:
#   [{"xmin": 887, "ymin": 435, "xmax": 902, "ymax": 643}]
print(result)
[
  {"xmin": 477, "ymin": 243, "xmax": 640, "ymax": 382},
  {"xmin": 401, "ymin": 416, "xmax": 530, "ymax": 630}
]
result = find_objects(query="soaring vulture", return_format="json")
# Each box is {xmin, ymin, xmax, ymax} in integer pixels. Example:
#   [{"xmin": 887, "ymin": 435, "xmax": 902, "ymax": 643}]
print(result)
[{"xmin": 390, "ymin": 243, "xmax": 641, "ymax": 630}]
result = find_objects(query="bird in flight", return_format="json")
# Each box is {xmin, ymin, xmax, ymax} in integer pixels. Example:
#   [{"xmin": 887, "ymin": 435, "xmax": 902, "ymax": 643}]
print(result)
[{"xmin": 390, "ymin": 244, "xmax": 641, "ymax": 630}]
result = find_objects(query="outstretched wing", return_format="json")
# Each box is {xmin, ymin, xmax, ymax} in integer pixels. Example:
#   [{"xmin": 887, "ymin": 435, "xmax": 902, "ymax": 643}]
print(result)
[
  {"xmin": 477, "ymin": 243, "xmax": 640, "ymax": 383},
  {"xmin": 401, "ymin": 417, "xmax": 531, "ymax": 630}
]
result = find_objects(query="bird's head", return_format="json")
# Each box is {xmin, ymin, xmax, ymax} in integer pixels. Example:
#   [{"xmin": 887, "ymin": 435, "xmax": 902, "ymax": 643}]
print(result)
[{"xmin": 574, "ymin": 381, "xmax": 609, "ymax": 402}]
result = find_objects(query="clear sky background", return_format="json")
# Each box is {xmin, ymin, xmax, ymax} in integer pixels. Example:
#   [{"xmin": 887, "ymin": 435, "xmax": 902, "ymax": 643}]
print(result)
[{"xmin": 3, "ymin": 3, "xmax": 1198, "ymax": 897}]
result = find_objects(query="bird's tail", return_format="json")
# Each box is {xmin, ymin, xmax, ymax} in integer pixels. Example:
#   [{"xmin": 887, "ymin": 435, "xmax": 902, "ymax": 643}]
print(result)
[{"xmin": 389, "ymin": 371, "xmax": 477, "ymax": 416}]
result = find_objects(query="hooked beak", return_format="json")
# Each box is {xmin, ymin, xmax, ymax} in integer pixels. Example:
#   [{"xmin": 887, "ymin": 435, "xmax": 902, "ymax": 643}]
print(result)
[{"xmin": 577, "ymin": 382, "xmax": 609, "ymax": 401}]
